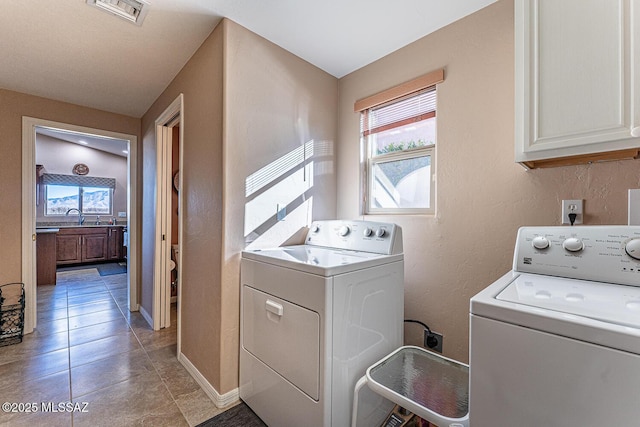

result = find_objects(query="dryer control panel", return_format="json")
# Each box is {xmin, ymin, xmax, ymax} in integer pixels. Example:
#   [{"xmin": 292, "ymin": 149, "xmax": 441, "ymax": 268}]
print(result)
[
  {"xmin": 306, "ymin": 220, "xmax": 403, "ymax": 255},
  {"xmin": 515, "ymin": 226, "xmax": 640, "ymax": 287}
]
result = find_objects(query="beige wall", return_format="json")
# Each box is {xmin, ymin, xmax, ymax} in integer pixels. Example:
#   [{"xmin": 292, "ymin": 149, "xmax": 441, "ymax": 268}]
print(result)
[
  {"xmin": 0, "ymin": 89, "xmax": 139, "ymax": 286},
  {"xmin": 222, "ymin": 20, "xmax": 338, "ymax": 392},
  {"xmin": 140, "ymin": 19, "xmax": 337, "ymax": 394},
  {"xmin": 140, "ymin": 24, "xmax": 224, "ymax": 387},
  {"xmin": 337, "ymin": 0, "xmax": 640, "ymax": 362}
]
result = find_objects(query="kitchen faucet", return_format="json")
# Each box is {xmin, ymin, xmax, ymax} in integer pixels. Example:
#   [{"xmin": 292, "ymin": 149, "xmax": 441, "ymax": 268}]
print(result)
[{"xmin": 65, "ymin": 208, "xmax": 85, "ymax": 225}]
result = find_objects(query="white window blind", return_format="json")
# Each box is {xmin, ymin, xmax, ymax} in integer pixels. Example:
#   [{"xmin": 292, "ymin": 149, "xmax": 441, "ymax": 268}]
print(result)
[{"xmin": 361, "ymin": 88, "xmax": 437, "ymax": 138}]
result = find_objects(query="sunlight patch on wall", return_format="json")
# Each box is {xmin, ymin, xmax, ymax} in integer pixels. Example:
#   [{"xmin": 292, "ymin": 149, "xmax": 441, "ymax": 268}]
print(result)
[
  {"xmin": 245, "ymin": 197, "xmax": 313, "ymax": 250},
  {"xmin": 245, "ymin": 140, "xmax": 314, "ymax": 198},
  {"xmin": 244, "ymin": 162, "xmax": 313, "ymax": 237}
]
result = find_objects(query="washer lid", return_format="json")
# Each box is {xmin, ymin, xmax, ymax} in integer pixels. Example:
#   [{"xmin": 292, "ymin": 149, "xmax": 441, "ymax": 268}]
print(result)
[
  {"xmin": 496, "ymin": 273, "xmax": 640, "ymax": 329},
  {"xmin": 242, "ymin": 245, "xmax": 402, "ymax": 276}
]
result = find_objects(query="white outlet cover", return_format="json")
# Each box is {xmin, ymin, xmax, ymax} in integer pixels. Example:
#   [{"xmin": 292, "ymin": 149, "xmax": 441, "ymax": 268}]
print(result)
[
  {"xmin": 118, "ymin": 212, "xmax": 127, "ymax": 217},
  {"xmin": 561, "ymin": 199, "xmax": 583, "ymax": 224}
]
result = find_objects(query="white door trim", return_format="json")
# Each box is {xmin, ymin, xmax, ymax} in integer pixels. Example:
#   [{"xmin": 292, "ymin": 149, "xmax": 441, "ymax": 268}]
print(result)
[
  {"xmin": 152, "ymin": 94, "xmax": 183, "ymax": 346},
  {"xmin": 21, "ymin": 117, "xmax": 139, "ymax": 333}
]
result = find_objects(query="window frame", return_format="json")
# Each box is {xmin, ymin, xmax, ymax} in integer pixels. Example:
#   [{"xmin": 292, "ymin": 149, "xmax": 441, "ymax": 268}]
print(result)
[
  {"xmin": 365, "ymin": 142, "xmax": 436, "ymax": 215},
  {"xmin": 356, "ymin": 70, "xmax": 444, "ymax": 215},
  {"xmin": 44, "ymin": 184, "xmax": 114, "ymax": 216}
]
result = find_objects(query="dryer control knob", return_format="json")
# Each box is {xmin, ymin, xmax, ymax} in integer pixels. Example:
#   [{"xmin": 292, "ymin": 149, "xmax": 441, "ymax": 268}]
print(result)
[
  {"xmin": 376, "ymin": 228, "xmax": 386, "ymax": 238},
  {"xmin": 338, "ymin": 225, "xmax": 351, "ymax": 237},
  {"xmin": 625, "ymin": 238, "xmax": 640, "ymax": 260},
  {"xmin": 363, "ymin": 227, "xmax": 373, "ymax": 237},
  {"xmin": 563, "ymin": 237, "xmax": 584, "ymax": 252},
  {"xmin": 532, "ymin": 236, "xmax": 550, "ymax": 250}
]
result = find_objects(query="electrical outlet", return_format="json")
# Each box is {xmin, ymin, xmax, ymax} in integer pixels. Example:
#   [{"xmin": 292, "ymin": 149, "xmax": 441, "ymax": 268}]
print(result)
[
  {"xmin": 562, "ymin": 199, "xmax": 583, "ymax": 225},
  {"xmin": 118, "ymin": 212, "xmax": 127, "ymax": 218},
  {"xmin": 424, "ymin": 330, "xmax": 443, "ymax": 353}
]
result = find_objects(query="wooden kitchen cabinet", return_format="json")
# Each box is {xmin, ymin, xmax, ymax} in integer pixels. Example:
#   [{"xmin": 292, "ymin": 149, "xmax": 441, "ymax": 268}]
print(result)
[
  {"xmin": 515, "ymin": 0, "xmax": 640, "ymax": 168},
  {"xmin": 56, "ymin": 227, "xmax": 108, "ymax": 265},
  {"xmin": 36, "ymin": 231, "xmax": 57, "ymax": 285},
  {"xmin": 107, "ymin": 226, "xmax": 124, "ymax": 260}
]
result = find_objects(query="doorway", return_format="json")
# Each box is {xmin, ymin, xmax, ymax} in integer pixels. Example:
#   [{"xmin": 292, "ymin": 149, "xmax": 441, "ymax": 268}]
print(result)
[
  {"xmin": 153, "ymin": 94, "xmax": 183, "ymax": 349},
  {"xmin": 21, "ymin": 117, "xmax": 139, "ymax": 333}
]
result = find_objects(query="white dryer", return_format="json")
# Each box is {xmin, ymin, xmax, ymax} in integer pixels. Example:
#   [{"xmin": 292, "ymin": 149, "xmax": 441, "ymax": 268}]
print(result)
[
  {"xmin": 240, "ymin": 220, "xmax": 404, "ymax": 427},
  {"xmin": 470, "ymin": 226, "xmax": 640, "ymax": 426}
]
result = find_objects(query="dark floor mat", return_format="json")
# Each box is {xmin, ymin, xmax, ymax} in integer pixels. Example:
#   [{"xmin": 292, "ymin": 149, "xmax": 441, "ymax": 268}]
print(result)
[
  {"xmin": 96, "ymin": 263, "xmax": 127, "ymax": 276},
  {"xmin": 57, "ymin": 262, "xmax": 126, "ymax": 276},
  {"xmin": 57, "ymin": 264, "xmax": 97, "ymax": 272},
  {"xmin": 196, "ymin": 402, "xmax": 266, "ymax": 427}
]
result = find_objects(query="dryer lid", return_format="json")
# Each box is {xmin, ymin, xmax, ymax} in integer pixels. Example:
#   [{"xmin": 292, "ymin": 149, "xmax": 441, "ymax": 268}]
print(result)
[
  {"xmin": 242, "ymin": 245, "xmax": 402, "ymax": 276},
  {"xmin": 496, "ymin": 273, "xmax": 640, "ymax": 329}
]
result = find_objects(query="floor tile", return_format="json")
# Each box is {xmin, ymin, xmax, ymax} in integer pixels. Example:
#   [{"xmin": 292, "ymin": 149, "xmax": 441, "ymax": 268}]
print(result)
[
  {"xmin": 66, "ymin": 299, "xmax": 119, "ymax": 317},
  {"xmin": 68, "ymin": 317, "xmax": 131, "ymax": 347},
  {"xmin": 0, "ymin": 370, "xmax": 71, "ymax": 425},
  {"xmin": 68, "ymin": 307, "xmax": 126, "ymax": 330},
  {"xmin": 0, "ymin": 269, "xmax": 226, "ymax": 427},
  {"xmin": 0, "ymin": 348, "xmax": 69, "ymax": 389},
  {"xmin": 33, "ymin": 318, "xmax": 69, "ymax": 337},
  {"xmin": 67, "ymin": 291, "xmax": 113, "ymax": 307},
  {"xmin": 71, "ymin": 348, "xmax": 155, "ymax": 398},
  {"xmin": 70, "ymin": 333, "xmax": 141, "ymax": 367},
  {"xmin": 0, "ymin": 331, "xmax": 68, "ymax": 365},
  {"xmin": 175, "ymin": 387, "xmax": 224, "ymax": 425},
  {"xmin": 71, "ymin": 372, "xmax": 177, "ymax": 427},
  {"xmin": 37, "ymin": 307, "xmax": 69, "ymax": 322}
]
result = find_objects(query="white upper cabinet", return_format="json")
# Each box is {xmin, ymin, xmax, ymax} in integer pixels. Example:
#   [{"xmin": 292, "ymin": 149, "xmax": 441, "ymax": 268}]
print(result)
[{"xmin": 516, "ymin": 0, "xmax": 640, "ymax": 168}]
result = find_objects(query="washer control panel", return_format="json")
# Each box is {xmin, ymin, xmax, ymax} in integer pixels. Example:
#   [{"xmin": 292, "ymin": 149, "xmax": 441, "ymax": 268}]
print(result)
[
  {"xmin": 515, "ymin": 226, "xmax": 640, "ymax": 287},
  {"xmin": 305, "ymin": 220, "xmax": 403, "ymax": 255}
]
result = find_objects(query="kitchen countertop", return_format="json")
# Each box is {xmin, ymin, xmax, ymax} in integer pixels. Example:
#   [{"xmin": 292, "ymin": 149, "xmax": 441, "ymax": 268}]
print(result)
[
  {"xmin": 37, "ymin": 224, "xmax": 126, "ymax": 229},
  {"xmin": 36, "ymin": 228, "xmax": 60, "ymax": 233}
]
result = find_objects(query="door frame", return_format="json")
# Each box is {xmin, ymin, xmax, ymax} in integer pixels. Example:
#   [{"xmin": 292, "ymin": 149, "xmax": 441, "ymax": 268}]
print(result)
[
  {"xmin": 21, "ymin": 117, "xmax": 139, "ymax": 333},
  {"xmin": 153, "ymin": 94, "xmax": 183, "ymax": 341}
]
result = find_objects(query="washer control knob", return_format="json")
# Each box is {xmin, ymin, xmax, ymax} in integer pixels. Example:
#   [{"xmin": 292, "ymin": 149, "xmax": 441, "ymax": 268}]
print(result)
[
  {"xmin": 532, "ymin": 236, "xmax": 550, "ymax": 250},
  {"xmin": 311, "ymin": 224, "xmax": 320, "ymax": 233},
  {"xmin": 376, "ymin": 228, "xmax": 386, "ymax": 238},
  {"xmin": 338, "ymin": 225, "xmax": 351, "ymax": 237},
  {"xmin": 363, "ymin": 227, "xmax": 373, "ymax": 237},
  {"xmin": 625, "ymin": 238, "xmax": 640, "ymax": 260},
  {"xmin": 563, "ymin": 237, "xmax": 584, "ymax": 252}
]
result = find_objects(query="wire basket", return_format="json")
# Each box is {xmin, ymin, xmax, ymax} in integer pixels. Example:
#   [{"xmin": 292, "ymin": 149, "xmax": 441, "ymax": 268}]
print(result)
[{"xmin": 0, "ymin": 283, "xmax": 25, "ymax": 347}]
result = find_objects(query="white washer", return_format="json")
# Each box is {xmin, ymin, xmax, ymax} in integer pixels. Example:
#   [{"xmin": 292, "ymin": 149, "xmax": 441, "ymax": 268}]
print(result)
[
  {"xmin": 240, "ymin": 220, "xmax": 404, "ymax": 427},
  {"xmin": 470, "ymin": 226, "xmax": 640, "ymax": 426}
]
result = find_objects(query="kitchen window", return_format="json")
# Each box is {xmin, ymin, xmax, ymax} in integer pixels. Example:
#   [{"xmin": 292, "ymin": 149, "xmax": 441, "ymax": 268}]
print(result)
[
  {"xmin": 356, "ymin": 69, "xmax": 444, "ymax": 214},
  {"xmin": 42, "ymin": 174, "xmax": 115, "ymax": 216}
]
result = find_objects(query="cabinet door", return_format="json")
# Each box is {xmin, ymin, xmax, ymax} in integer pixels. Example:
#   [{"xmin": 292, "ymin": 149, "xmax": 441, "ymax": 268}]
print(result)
[
  {"xmin": 37, "ymin": 233, "xmax": 58, "ymax": 285},
  {"xmin": 82, "ymin": 234, "xmax": 108, "ymax": 262},
  {"xmin": 107, "ymin": 227, "xmax": 123, "ymax": 260},
  {"xmin": 516, "ymin": 0, "xmax": 640, "ymax": 166},
  {"xmin": 56, "ymin": 234, "xmax": 82, "ymax": 264}
]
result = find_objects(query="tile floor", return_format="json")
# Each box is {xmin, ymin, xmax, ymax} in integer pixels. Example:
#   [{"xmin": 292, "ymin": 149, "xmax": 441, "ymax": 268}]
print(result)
[{"xmin": 0, "ymin": 268, "xmax": 229, "ymax": 426}]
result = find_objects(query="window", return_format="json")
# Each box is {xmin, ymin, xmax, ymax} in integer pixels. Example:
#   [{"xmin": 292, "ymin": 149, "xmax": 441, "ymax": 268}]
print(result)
[
  {"xmin": 356, "ymin": 69, "xmax": 443, "ymax": 214},
  {"xmin": 42, "ymin": 174, "xmax": 116, "ymax": 216}
]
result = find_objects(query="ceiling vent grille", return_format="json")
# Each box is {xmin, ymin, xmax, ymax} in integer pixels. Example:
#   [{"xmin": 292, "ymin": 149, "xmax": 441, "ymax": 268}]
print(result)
[{"xmin": 86, "ymin": 0, "xmax": 149, "ymax": 26}]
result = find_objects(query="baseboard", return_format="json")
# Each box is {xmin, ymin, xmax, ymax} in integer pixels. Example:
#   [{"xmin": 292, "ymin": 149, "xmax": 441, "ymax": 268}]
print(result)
[
  {"xmin": 139, "ymin": 305, "xmax": 153, "ymax": 328},
  {"xmin": 178, "ymin": 351, "xmax": 239, "ymax": 409}
]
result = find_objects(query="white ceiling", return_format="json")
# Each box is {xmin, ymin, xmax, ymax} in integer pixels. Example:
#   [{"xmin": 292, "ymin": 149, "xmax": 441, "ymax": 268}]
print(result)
[{"xmin": 1, "ymin": 0, "xmax": 496, "ymax": 118}]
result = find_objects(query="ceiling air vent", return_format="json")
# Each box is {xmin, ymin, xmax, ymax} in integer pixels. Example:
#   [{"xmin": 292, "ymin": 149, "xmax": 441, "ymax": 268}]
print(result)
[{"xmin": 86, "ymin": 0, "xmax": 149, "ymax": 26}]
